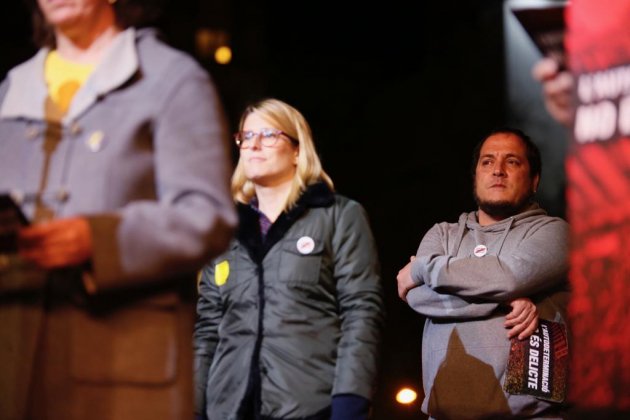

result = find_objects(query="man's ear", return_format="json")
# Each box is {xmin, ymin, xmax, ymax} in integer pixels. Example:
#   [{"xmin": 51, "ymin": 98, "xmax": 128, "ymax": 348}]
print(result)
[{"xmin": 533, "ymin": 174, "xmax": 541, "ymax": 193}]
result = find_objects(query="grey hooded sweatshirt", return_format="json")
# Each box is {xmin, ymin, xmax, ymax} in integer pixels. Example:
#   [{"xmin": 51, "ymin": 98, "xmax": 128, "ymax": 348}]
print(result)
[{"xmin": 407, "ymin": 205, "xmax": 569, "ymax": 419}]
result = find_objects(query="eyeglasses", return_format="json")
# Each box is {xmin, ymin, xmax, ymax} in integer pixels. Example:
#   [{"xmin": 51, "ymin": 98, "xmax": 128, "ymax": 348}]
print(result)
[{"xmin": 233, "ymin": 128, "xmax": 298, "ymax": 149}]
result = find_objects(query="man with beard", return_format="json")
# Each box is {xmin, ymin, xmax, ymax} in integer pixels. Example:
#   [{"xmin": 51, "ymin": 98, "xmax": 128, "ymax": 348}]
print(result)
[{"xmin": 397, "ymin": 128, "xmax": 570, "ymax": 418}]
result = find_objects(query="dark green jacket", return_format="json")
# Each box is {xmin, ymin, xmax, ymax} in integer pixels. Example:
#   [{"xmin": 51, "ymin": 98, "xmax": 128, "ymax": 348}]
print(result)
[{"xmin": 194, "ymin": 183, "xmax": 384, "ymax": 419}]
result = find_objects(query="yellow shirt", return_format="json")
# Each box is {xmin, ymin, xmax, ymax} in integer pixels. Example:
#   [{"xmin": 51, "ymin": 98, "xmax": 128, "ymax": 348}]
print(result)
[{"xmin": 44, "ymin": 51, "xmax": 95, "ymax": 115}]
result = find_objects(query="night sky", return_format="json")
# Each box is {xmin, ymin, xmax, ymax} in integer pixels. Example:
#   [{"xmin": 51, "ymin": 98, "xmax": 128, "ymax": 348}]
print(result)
[{"xmin": 3, "ymin": 1, "xmax": 511, "ymax": 418}]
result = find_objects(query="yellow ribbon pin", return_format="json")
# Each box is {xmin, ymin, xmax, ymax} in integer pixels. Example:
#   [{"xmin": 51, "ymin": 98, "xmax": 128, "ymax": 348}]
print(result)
[{"xmin": 215, "ymin": 260, "xmax": 230, "ymax": 286}]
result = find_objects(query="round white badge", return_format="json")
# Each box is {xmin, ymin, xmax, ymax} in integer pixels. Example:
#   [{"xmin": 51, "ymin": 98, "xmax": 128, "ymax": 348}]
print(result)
[
  {"xmin": 473, "ymin": 244, "xmax": 488, "ymax": 258},
  {"xmin": 296, "ymin": 236, "xmax": 315, "ymax": 255}
]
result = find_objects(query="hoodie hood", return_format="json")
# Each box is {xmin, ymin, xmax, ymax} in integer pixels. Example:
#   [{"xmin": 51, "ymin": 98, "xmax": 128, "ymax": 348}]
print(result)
[
  {"xmin": 463, "ymin": 203, "xmax": 547, "ymax": 232},
  {"xmin": 448, "ymin": 203, "xmax": 548, "ymax": 257}
]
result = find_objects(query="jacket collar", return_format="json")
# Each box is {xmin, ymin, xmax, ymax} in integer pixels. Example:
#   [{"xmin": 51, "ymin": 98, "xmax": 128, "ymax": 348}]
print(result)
[
  {"xmin": 237, "ymin": 182, "xmax": 335, "ymax": 263},
  {"xmin": 0, "ymin": 27, "xmax": 139, "ymax": 124}
]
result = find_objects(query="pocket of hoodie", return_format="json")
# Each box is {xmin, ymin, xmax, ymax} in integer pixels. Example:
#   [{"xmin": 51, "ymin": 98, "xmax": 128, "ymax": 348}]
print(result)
[{"xmin": 278, "ymin": 237, "xmax": 324, "ymax": 284}]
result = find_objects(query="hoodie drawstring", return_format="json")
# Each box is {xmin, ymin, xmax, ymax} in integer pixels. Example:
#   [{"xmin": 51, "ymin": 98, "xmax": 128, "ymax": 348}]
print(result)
[
  {"xmin": 450, "ymin": 217, "xmax": 467, "ymax": 256},
  {"xmin": 496, "ymin": 217, "xmax": 514, "ymax": 256}
]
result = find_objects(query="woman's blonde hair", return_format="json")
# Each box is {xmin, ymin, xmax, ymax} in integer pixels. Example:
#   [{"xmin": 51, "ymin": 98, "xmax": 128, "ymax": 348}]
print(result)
[{"xmin": 232, "ymin": 99, "xmax": 334, "ymax": 210}]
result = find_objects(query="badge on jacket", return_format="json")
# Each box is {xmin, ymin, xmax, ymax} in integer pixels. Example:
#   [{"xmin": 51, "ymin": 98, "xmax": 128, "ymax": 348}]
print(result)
[
  {"xmin": 473, "ymin": 244, "xmax": 488, "ymax": 257},
  {"xmin": 296, "ymin": 236, "xmax": 315, "ymax": 254},
  {"xmin": 215, "ymin": 260, "xmax": 230, "ymax": 286},
  {"xmin": 85, "ymin": 130, "xmax": 106, "ymax": 152}
]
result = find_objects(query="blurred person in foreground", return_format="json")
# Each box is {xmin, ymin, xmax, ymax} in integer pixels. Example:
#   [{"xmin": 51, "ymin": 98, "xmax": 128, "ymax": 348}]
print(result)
[
  {"xmin": 194, "ymin": 99, "xmax": 384, "ymax": 420},
  {"xmin": 0, "ymin": 1, "xmax": 236, "ymax": 419}
]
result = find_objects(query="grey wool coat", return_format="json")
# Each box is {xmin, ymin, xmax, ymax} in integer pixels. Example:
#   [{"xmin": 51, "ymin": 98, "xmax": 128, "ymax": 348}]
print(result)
[
  {"xmin": 194, "ymin": 183, "xmax": 385, "ymax": 420},
  {"xmin": 0, "ymin": 28, "xmax": 236, "ymax": 420}
]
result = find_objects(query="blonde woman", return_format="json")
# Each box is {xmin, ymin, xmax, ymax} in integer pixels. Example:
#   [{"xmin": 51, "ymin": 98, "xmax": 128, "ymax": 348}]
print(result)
[{"xmin": 194, "ymin": 99, "xmax": 384, "ymax": 420}]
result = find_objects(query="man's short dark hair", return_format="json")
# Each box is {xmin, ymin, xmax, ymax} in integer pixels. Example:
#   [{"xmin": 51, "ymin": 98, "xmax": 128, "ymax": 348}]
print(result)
[{"xmin": 471, "ymin": 127, "xmax": 542, "ymax": 180}]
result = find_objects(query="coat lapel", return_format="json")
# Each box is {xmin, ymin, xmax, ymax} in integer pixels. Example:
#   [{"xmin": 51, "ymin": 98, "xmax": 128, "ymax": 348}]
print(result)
[
  {"xmin": 0, "ymin": 28, "xmax": 140, "ymax": 124},
  {"xmin": 65, "ymin": 28, "xmax": 139, "ymax": 123}
]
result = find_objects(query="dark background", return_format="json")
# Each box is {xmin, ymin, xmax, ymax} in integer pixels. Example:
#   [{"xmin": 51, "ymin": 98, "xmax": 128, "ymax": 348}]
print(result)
[{"xmin": 2, "ymin": 1, "xmax": 547, "ymax": 418}]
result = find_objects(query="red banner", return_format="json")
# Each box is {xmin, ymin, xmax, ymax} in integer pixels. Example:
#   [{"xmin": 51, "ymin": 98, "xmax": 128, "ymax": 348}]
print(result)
[{"xmin": 566, "ymin": 0, "xmax": 630, "ymax": 410}]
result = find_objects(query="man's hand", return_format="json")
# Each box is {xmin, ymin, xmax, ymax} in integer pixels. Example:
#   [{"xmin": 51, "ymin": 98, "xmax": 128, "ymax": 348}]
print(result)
[
  {"xmin": 532, "ymin": 57, "xmax": 575, "ymax": 127},
  {"xmin": 505, "ymin": 297, "xmax": 538, "ymax": 340},
  {"xmin": 19, "ymin": 217, "xmax": 93, "ymax": 269},
  {"xmin": 397, "ymin": 256, "xmax": 417, "ymax": 302}
]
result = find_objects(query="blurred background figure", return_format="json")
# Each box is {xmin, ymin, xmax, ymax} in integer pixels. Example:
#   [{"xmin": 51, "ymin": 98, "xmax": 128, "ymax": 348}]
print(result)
[
  {"xmin": 194, "ymin": 99, "xmax": 384, "ymax": 420},
  {"xmin": 0, "ymin": 0, "xmax": 236, "ymax": 419},
  {"xmin": 532, "ymin": 57, "xmax": 574, "ymax": 127}
]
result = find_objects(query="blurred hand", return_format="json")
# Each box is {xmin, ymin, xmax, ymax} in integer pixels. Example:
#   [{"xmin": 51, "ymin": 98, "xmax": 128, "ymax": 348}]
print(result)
[
  {"xmin": 532, "ymin": 57, "xmax": 575, "ymax": 127},
  {"xmin": 505, "ymin": 297, "xmax": 538, "ymax": 340},
  {"xmin": 19, "ymin": 217, "xmax": 93, "ymax": 269},
  {"xmin": 396, "ymin": 256, "xmax": 416, "ymax": 302}
]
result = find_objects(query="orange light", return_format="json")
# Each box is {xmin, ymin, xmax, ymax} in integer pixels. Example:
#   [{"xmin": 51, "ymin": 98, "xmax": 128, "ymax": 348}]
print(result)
[
  {"xmin": 214, "ymin": 46, "xmax": 232, "ymax": 65},
  {"xmin": 395, "ymin": 387, "xmax": 418, "ymax": 405}
]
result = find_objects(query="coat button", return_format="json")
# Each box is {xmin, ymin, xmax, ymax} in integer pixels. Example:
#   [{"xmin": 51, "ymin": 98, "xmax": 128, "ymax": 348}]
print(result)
[
  {"xmin": 9, "ymin": 189, "xmax": 25, "ymax": 205},
  {"xmin": 70, "ymin": 122, "xmax": 82, "ymax": 136},
  {"xmin": 56, "ymin": 188, "xmax": 70, "ymax": 203},
  {"xmin": 25, "ymin": 126, "xmax": 39, "ymax": 140}
]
